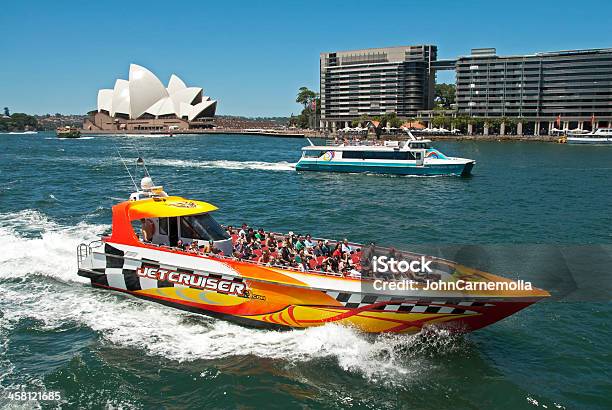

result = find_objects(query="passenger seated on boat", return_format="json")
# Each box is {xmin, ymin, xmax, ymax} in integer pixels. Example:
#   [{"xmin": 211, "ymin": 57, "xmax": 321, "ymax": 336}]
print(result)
[
  {"xmin": 341, "ymin": 239, "xmax": 352, "ymax": 253},
  {"xmin": 294, "ymin": 251, "xmax": 306, "ymax": 271},
  {"xmin": 286, "ymin": 231, "xmax": 296, "ymax": 246},
  {"xmin": 302, "ymin": 245, "xmax": 314, "ymax": 259},
  {"xmin": 177, "ymin": 240, "xmax": 185, "ymax": 250},
  {"xmin": 328, "ymin": 255, "xmax": 340, "ymax": 273},
  {"xmin": 279, "ymin": 242, "xmax": 292, "ymax": 264},
  {"xmin": 246, "ymin": 227, "xmax": 256, "ymax": 243},
  {"xmin": 332, "ymin": 243, "xmax": 342, "ymax": 259},
  {"xmin": 140, "ymin": 218, "xmax": 155, "ymax": 242},
  {"xmin": 187, "ymin": 241, "xmax": 199, "ymax": 253},
  {"xmin": 258, "ymin": 249, "xmax": 272, "ymax": 265},
  {"xmin": 265, "ymin": 233, "xmax": 276, "ymax": 249},
  {"xmin": 340, "ymin": 251, "xmax": 353, "ymax": 270},
  {"xmin": 321, "ymin": 240, "xmax": 331, "ymax": 257},
  {"xmin": 239, "ymin": 242, "xmax": 254, "ymax": 260},
  {"xmin": 295, "ymin": 236, "xmax": 305, "ymax": 251},
  {"xmin": 304, "ymin": 234, "xmax": 315, "ymax": 248},
  {"xmin": 202, "ymin": 239, "xmax": 220, "ymax": 255},
  {"xmin": 255, "ymin": 228, "xmax": 265, "ymax": 242},
  {"xmin": 312, "ymin": 241, "xmax": 323, "ymax": 257},
  {"xmin": 238, "ymin": 223, "xmax": 248, "ymax": 237},
  {"xmin": 232, "ymin": 238, "xmax": 244, "ymax": 258}
]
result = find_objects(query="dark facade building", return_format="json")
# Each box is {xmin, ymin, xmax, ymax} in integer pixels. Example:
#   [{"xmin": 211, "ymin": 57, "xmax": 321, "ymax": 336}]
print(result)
[
  {"xmin": 455, "ymin": 48, "xmax": 612, "ymax": 134},
  {"xmin": 320, "ymin": 45, "xmax": 437, "ymax": 131}
]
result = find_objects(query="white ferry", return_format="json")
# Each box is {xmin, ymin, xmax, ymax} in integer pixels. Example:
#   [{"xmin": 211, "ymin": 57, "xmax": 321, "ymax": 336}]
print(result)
[
  {"xmin": 296, "ymin": 134, "xmax": 475, "ymax": 176},
  {"xmin": 566, "ymin": 128, "xmax": 612, "ymax": 145}
]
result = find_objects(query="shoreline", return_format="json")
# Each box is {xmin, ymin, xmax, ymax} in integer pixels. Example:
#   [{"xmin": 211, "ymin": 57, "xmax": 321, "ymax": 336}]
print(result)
[
  {"xmin": 77, "ymin": 128, "xmax": 561, "ymax": 142},
  {"xmin": 79, "ymin": 128, "xmax": 308, "ymax": 138}
]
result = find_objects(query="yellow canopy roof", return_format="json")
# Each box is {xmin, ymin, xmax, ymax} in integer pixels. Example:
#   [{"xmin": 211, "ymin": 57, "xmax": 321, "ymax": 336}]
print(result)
[{"xmin": 126, "ymin": 196, "xmax": 218, "ymax": 221}]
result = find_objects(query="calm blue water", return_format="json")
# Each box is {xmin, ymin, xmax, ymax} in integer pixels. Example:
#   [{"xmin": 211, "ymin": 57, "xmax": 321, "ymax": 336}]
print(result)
[{"xmin": 0, "ymin": 132, "xmax": 610, "ymax": 409}]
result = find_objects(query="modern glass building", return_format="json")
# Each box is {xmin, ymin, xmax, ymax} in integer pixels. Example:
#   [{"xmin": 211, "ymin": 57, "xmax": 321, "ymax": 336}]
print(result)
[
  {"xmin": 320, "ymin": 45, "xmax": 437, "ymax": 131},
  {"xmin": 455, "ymin": 48, "xmax": 612, "ymax": 134}
]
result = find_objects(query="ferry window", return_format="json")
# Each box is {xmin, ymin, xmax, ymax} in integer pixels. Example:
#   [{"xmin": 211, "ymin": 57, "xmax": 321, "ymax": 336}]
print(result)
[
  {"xmin": 343, "ymin": 151, "xmax": 364, "ymax": 159},
  {"xmin": 304, "ymin": 151, "xmax": 324, "ymax": 158},
  {"xmin": 361, "ymin": 151, "xmax": 409, "ymax": 160},
  {"xmin": 180, "ymin": 214, "xmax": 231, "ymax": 241},
  {"xmin": 158, "ymin": 217, "xmax": 168, "ymax": 235}
]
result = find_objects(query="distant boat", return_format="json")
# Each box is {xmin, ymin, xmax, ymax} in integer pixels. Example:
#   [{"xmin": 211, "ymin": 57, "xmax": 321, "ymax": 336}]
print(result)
[
  {"xmin": 56, "ymin": 126, "xmax": 81, "ymax": 139},
  {"xmin": 566, "ymin": 128, "xmax": 612, "ymax": 145},
  {"xmin": 296, "ymin": 133, "xmax": 475, "ymax": 177},
  {"xmin": 7, "ymin": 131, "xmax": 38, "ymax": 135}
]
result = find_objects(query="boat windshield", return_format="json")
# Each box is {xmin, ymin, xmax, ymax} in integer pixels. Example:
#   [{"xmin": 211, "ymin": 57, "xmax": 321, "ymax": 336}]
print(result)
[
  {"xmin": 303, "ymin": 150, "xmax": 324, "ymax": 158},
  {"xmin": 180, "ymin": 214, "xmax": 230, "ymax": 241}
]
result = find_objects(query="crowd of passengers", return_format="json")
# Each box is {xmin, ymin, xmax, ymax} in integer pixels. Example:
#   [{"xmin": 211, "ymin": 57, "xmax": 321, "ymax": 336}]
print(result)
[
  {"xmin": 226, "ymin": 224, "xmax": 363, "ymax": 276},
  {"xmin": 154, "ymin": 222, "xmax": 434, "ymax": 279}
]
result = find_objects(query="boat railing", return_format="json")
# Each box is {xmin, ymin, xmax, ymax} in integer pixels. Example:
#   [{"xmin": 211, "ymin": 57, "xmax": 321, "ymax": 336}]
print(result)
[{"xmin": 77, "ymin": 240, "xmax": 103, "ymax": 268}]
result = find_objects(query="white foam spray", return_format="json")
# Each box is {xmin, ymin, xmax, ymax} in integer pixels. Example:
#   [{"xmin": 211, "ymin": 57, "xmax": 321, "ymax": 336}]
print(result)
[{"xmin": 0, "ymin": 210, "xmax": 460, "ymax": 386}]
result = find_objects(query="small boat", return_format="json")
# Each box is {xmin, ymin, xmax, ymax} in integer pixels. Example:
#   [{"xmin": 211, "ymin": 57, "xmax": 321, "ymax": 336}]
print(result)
[
  {"xmin": 76, "ymin": 168, "xmax": 548, "ymax": 334},
  {"xmin": 566, "ymin": 128, "xmax": 612, "ymax": 145},
  {"xmin": 7, "ymin": 130, "xmax": 38, "ymax": 135},
  {"xmin": 56, "ymin": 126, "xmax": 81, "ymax": 139},
  {"xmin": 296, "ymin": 134, "xmax": 475, "ymax": 176}
]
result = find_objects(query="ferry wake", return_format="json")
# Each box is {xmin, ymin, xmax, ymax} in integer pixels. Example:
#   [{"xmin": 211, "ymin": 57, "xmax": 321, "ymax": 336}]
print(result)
[{"xmin": 77, "ymin": 168, "xmax": 548, "ymax": 334}]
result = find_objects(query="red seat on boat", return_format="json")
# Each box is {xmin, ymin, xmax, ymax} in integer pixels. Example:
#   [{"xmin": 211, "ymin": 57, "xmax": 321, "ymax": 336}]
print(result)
[
  {"xmin": 308, "ymin": 258, "xmax": 317, "ymax": 270},
  {"xmin": 253, "ymin": 249, "xmax": 262, "ymax": 257}
]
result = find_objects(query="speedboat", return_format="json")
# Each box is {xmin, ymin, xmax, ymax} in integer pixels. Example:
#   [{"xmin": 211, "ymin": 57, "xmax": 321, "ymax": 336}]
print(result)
[
  {"xmin": 296, "ymin": 134, "xmax": 475, "ymax": 176},
  {"xmin": 77, "ymin": 174, "xmax": 548, "ymax": 334},
  {"xmin": 566, "ymin": 128, "xmax": 612, "ymax": 144}
]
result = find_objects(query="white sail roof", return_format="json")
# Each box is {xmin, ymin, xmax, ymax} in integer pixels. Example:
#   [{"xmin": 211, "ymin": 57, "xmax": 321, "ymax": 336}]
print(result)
[
  {"xmin": 169, "ymin": 87, "xmax": 202, "ymax": 113},
  {"xmin": 188, "ymin": 100, "xmax": 217, "ymax": 121},
  {"xmin": 111, "ymin": 79, "xmax": 130, "ymax": 116},
  {"xmin": 128, "ymin": 64, "xmax": 169, "ymax": 119},
  {"xmin": 96, "ymin": 64, "xmax": 216, "ymax": 120},
  {"xmin": 167, "ymin": 74, "xmax": 187, "ymax": 94},
  {"xmin": 97, "ymin": 89, "xmax": 113, "ymax": 113},
  {"xmin": 98, "ymin": 64, "xmax": 217, "ymax": 120},
  {"xmin": 145, "ymin": 96, "xmax": 176, "ymax": 117}
]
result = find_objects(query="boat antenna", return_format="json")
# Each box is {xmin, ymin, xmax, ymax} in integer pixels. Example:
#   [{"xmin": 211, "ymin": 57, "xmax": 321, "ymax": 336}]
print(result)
[
  {"xmin": 306, "ymin": 137, "xmax": 315, "ymax": 146},
  {"xmin": 116, "ymin": 147, "xmax": 139, "ymax": 191},
  {"xmin": 406, "ymin": 131, "xmax": 417, "ymax": 141}
]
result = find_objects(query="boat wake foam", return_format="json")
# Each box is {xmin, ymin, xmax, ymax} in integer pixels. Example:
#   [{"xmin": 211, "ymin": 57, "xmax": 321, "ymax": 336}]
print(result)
[
  {"xmin": 148, "ymin": 158, "xmax": 296, "ymax": 172},
  {"xmin": 0, "ymin": 210, "xmax": 464, "ymax": 386}
]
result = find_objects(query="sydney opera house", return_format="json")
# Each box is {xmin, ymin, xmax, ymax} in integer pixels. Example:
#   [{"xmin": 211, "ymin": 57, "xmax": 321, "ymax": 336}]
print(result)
[{"xmin": 84, "ymin": 64, "xmax": 217, "ymax": 133}]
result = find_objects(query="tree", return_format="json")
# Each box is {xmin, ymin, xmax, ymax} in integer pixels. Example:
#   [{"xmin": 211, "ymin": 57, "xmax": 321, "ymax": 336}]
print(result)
[
  {"xmin": 435, "ymin": 83, "xmax": 456, "ymax": 108},
  {"xmin": 0, "ymin": 112, "xmax": 38, "ymax": 132},
  {"xmin": 296, "ymin": 87, "xmax": 316, "ymax": 109},
  {"xmin": 294, "ymin": 87, "xmax": 319, "ymax": 129},
  {"xmin": 432, "ymin": 116, "xmax": 451, "ymax": 129},
  {"xmin": 3, "ymin": 107, "xmax": 9, "ymax": 117},
  {"xmin": 384, "ymin": 112, "xmax": 403, "ymax": 128}
]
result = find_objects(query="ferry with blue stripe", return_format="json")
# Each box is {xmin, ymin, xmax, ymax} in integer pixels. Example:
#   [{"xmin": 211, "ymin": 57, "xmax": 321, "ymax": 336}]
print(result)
[{"xmin": 296, "ymin": 134, "xmax": 475, "ymax": 177}]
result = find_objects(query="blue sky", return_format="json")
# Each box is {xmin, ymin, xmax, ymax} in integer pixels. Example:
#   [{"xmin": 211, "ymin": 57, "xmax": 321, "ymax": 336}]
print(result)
[{"xmin": 1, "ymin": 0, "xmax": 610, "ymax": 117}]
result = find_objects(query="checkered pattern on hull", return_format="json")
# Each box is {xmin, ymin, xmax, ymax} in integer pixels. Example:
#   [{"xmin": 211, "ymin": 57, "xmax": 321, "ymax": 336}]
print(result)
[
  {"xmin": 324, "ymin": 291, "xmax": 493, "ymax": 315},
  {"xmin": 88, "ymin": 244, "xmax": 243, "ymax": 291}
]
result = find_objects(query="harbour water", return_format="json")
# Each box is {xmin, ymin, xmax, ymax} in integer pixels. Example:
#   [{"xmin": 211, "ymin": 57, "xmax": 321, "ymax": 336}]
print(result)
[{"xmin": 0, "ymin": 132, "xmax": 610, "ymax": 409}]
